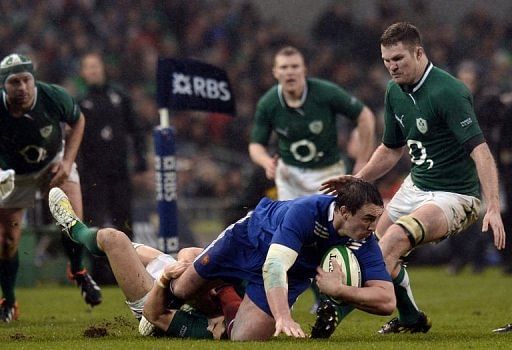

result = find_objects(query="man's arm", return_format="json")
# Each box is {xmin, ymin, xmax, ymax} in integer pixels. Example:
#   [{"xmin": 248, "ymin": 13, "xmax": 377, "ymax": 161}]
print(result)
[
  {"xmin": 320, "ymin": 144, "xmax": 404, "ymax": 194},
  {"xmin": 262, "ymin": 243, "xmax": 305, "ymax": 338},
  {"xmin": 352, "ymin": 106, "xmax": 376, "ymax": 174},
  {"xmin": 315, "ymin": 261, "xmax": 395, "ymax": 315},
  {"xmin": 50, "ymin": 113, "xmax": 85, "ymax": 187},
  {"xmin": 249, "ymin": 143, "xmax": 278, "ymax": 180},
  {"xmin": 471, "ymin": 142, "xmax": 506, "ymax": 249},
  {"xmin": 355, "ymin": 143, "xmax": 404, "ymax": 182},
  {"xmin": 143, "ymin": 261, "xmax": 187, "ymax": 331}
]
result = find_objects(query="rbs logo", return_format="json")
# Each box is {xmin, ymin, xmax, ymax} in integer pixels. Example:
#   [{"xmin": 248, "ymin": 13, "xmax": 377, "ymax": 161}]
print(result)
[
  {"xmin": 155, "ymin": 155, "xmax": 177, "ymax": 202},
  {"xmin": 172, "ymin": 73, "xmax": 231, "ymax": 101}
]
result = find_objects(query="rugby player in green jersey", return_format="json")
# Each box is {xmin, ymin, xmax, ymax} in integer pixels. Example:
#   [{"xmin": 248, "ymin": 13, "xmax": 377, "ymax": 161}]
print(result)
[
  {"xmin": 249, "ymin": 46, "xmax": 376, "ymax": 200},
  {"xmin": 0, "ymin": 53, "xmax": 102, "ymax": 322},
  {"xmin": 320, "ymin": 22, "xmax": 506, "ymax": 336}
]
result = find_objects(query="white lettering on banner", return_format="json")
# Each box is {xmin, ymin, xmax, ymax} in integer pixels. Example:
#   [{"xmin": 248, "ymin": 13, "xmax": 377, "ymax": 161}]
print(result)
[
  {"xmin": 193, "ymin": 77, "xmax": 206, "ymax": 97},
  {"xmin": 158, "ymin": 237, "xmax": 179, "ymax": 254},
  {"xmin": 155, "ymin": 156, "xmax": 177, "ymax": 202},
  {"xmin": 173, "ymin": 73, "xmax": 231, "ymax": 101}
]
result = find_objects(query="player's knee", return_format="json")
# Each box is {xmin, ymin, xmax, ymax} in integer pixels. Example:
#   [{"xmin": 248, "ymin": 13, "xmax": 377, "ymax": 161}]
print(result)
[
  {"xmin": 97, "ymin": 228, "xmax": 130, "ymax": 250},
  {"xmin": 395, "ymin": 215, "xmax": 426, "ymax": 248}
]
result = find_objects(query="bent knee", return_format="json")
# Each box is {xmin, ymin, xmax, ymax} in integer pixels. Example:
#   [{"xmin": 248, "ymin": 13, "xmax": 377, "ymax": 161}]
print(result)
[
  {"xmin": 97, "ymin": 228, "xmax": 130, "ymax": 249},
  {"xmin": 379, "ymin": 225, "xmax": 412, "ymax": 255}
]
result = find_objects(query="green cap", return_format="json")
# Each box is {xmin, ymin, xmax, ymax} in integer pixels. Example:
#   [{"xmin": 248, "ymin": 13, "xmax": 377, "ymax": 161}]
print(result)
[{"xmin": 0, "ymin": 54, "xmax": 34, "ymax": 84}]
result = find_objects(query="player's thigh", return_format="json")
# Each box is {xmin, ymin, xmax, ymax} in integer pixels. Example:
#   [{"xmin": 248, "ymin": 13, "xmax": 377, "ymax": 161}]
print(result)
[
  {"xmin": 98, "ymin": 228, "xmax": 154, "ymax": 300},
  {"xmin": 0, "ymin": 208, "xmax": 24, "ymax": 257},
  {"xmin": 376, "ymin": 209, "xmax": 394, "ymax": 239},
  {"xmin": 134, "ymin": 244, "xmax": 165, "ymax": 267},
  {"xmin": 231, "ymin": 294, "xmax": 275, "ymax": 341}
]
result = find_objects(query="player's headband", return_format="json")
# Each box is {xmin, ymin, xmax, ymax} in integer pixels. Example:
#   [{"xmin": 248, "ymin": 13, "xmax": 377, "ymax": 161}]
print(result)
[{"xmin": 0, "ymin": 53, "xmax": 34, "ymax": 84}]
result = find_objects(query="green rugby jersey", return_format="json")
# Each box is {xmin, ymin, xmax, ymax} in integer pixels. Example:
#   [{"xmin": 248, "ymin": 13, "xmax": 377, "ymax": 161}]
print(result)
[
  {"xmin": 251, "ymin": 78, "xmax": 363, "ymax": 168},
  {"xmin": 383, "ymin": 63, "xmax": 483, "ymax": 197},
  {"xmin": 0, "ymin": 82, "xmax": 81, "ymax": 174}
]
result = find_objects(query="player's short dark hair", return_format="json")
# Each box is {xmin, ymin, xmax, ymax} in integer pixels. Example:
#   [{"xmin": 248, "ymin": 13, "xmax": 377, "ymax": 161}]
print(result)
[
  {"xmin": 380, "ymin": 22, "xmax": 422, "ymax": 49},
  {"xmin": 334, "ymin": 179, "xmax": 383, "ymax": 215},
  {"xmin": 274, "ymin": 46, "xmax": 305, "ymax": 65}
]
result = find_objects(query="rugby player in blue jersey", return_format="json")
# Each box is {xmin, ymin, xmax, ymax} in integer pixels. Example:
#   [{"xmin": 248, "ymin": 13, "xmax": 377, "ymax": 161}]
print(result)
[{"xmin": 157, "ymin": 180, "xmax": 394, "ymax": 340}]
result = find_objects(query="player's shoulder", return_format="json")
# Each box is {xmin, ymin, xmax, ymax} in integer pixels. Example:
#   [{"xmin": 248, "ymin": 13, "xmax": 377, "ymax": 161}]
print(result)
[
  {"xmin": 293, "ymin": 194, "xmax": 335, "ymax": 213},
  {"xmin": 36, "ymin": 81, "xmax": 72, "ymax": 100},
  {"xmin": 307, "ymin": 77, "xmax": 345, "ymax": 96},
  {"xmin": 428, "ymin": 66, "xmax": 469, "ymax": 96},
  {"xmin": 257, "ymin": 85, "xmax": 279, "ymax": 106}
]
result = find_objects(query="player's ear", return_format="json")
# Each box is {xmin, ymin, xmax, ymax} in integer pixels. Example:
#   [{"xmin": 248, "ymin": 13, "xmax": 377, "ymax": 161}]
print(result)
[
  {"xmin": 339, "ymin": 206, "xmax": 350, "ymax": 219},
  {"xmin": 416, "ymin": 47, "xmax": 423, "ymax": 60}
]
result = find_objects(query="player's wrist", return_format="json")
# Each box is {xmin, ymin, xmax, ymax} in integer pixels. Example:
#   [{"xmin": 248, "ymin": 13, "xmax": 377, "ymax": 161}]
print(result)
[{"xmin": 156, "ymin": 275, "xmax": 171, "ymax": 289}]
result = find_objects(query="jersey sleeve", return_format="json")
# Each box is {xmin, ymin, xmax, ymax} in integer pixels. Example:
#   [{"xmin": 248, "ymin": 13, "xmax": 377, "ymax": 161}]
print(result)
[
  {"xmin": 270, "ymin": 203, "xmax": 316, "ymax": 253},
  {"xmin": 354, "ymin": 236, "xmax": 391, "ymax": 283},
  {"xmin": 327, "ymin": 83, "xmax": 364, "ymax": 121},
  {"xmin": 436, "ymin": 83, "xmax": 483, "ymax": 145},
  {"xmin": 50, "ymin": 84, "xmax": 82, "ymax": 124},
  {"xmin": 250, "ymin": 98, "xmax": 273, "ymax": 145},
  {"xmin": 382, "ymin": 85, "xmax": 406, "ymax": 148}
]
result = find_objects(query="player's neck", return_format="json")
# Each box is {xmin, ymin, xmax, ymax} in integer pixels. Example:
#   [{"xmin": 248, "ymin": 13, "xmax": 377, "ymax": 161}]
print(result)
[{"xmin": 282, "ymin": 84, "xmax": 306, "ymax": 108}]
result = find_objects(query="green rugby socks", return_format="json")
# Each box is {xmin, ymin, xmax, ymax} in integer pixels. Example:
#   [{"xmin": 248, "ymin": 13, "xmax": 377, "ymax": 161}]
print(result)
[{"xmin": 394, "ymin": 266, "xmax": 420, "ymax": 324}]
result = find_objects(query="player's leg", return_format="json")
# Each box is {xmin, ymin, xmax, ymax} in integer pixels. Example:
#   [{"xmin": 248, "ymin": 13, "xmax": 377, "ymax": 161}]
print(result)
[
  {"xmin": 50, "ymin": 184, "xmax": 102, "ymax": 306},
  {"xmin": 230, "ymin": 294, "xmax": 275, "ymax": 341},
  {"xmin": 96, "ymin": 228, "xmax": 153, "ymax": 301},
  {"xmin": 0, "ymin": 208, "xmax": 23, "ymax": 322},
  {"xmin": 378, "ymin": 203, "xmax": 447, "ymax": 334}
]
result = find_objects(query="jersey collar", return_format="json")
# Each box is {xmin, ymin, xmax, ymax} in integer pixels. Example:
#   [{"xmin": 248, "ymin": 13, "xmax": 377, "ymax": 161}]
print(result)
[
  {"xmin": 400, "ymin": 61, "xmax": 433, "ymax": 94},
  {"xmin": 277, "ymin": 79, "xmax": 308, "ymax": 109},
  {"xmin": 328, "ymin": 201, "xmax": 335, "ymax": 222}
]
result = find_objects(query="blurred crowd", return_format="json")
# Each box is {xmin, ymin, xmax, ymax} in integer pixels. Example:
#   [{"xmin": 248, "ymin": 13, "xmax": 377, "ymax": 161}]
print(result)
[{"xmin": 3, "ymin": 0, "xmax": 512, "ymax": 270}]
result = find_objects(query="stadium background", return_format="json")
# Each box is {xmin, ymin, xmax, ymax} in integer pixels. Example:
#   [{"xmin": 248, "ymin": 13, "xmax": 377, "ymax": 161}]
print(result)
[{"xmin": 4, "ymin": 0, "xmax": 512, "ymax": 285}]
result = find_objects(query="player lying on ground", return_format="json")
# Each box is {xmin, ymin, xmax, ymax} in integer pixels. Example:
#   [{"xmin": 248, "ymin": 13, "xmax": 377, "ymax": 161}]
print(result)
[
  {"xmin": 159, "ymin": 180, "xmax": 394, "ymax": 341},
  {"xmin": 49, "ymin": 187, "xmax": 240, "ymax": 339}
]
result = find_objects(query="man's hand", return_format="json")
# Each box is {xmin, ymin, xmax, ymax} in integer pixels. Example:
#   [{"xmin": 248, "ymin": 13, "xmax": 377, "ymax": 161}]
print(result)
[
  {"xmin": 315, "ymin": 261, "xmax": 345, "ymax": 299},
  {"xmin": 319, "ymin": 175, "xmax": 359, "ymax": 195},
  {"xmin": 274, "ymin": 316, "xmax": 306, "ymax": 338},
  {"xmin": 162, "ymin": 261, "xmax": 188, "ymax": 280},
  {"xmin": 49, "ymin": 161, "xmax": 72, "ymax": 188},
  {"xmin": 0, "ymin": 169, "xmax": 15, "ymax": 200},
  {"xmin": 482, "ymin": 209, "xmax": 506, "ymax": 250},
  {"xmin": 263, "ymin": 155, "xmax": 279, "ymax": 180}
]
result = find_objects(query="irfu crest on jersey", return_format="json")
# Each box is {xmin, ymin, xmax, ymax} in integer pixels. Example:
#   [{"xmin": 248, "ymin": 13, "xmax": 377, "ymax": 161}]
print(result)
[
  {"xmin": 416, "ymin": 117, "xmax": 428, "ymax": 134},
  {"xmin": 39, "ymin": 125, "xmax": 53, "ymax": 138},
  {"xmin": 309, "ymin": 120, "xmax": 323, "ymax": 134}
]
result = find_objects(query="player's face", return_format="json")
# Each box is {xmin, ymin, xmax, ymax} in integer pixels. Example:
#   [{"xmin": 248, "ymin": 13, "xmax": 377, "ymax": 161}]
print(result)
[
  {"xmin": 381, "ymin": 42, "xmax": 423, "ymax": 85},
  {"xmin": 4, "ymin": 72, "xmax": 36, "ymax": 108},
  {"xmin": 272, "ymin": 53, "xmax": 307, "ymax": 95},
  {"xmin": 80, "ymin": 54, "xmax": 105, "ymax": 85},
  {"xmin": 334, "ymin": 203, "xmax": 383, "ymax": 241}
]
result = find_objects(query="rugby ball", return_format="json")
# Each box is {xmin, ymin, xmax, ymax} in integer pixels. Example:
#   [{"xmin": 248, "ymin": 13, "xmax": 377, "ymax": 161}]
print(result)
[{"xmin": 320, "ymin": 245, "xmax": 362, "ymax": 304}]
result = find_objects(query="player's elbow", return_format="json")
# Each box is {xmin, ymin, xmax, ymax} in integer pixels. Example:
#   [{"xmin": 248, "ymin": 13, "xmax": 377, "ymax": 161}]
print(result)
[{"xmin": 377, "ymin": 291, "xmax": 396, "ymax": 316}]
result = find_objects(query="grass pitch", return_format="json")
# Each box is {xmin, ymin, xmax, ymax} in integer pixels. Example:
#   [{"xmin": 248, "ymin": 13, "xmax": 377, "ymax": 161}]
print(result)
[{"xmin": 1, "ymin": 266, "xmax": 512, "ymax": 349}]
